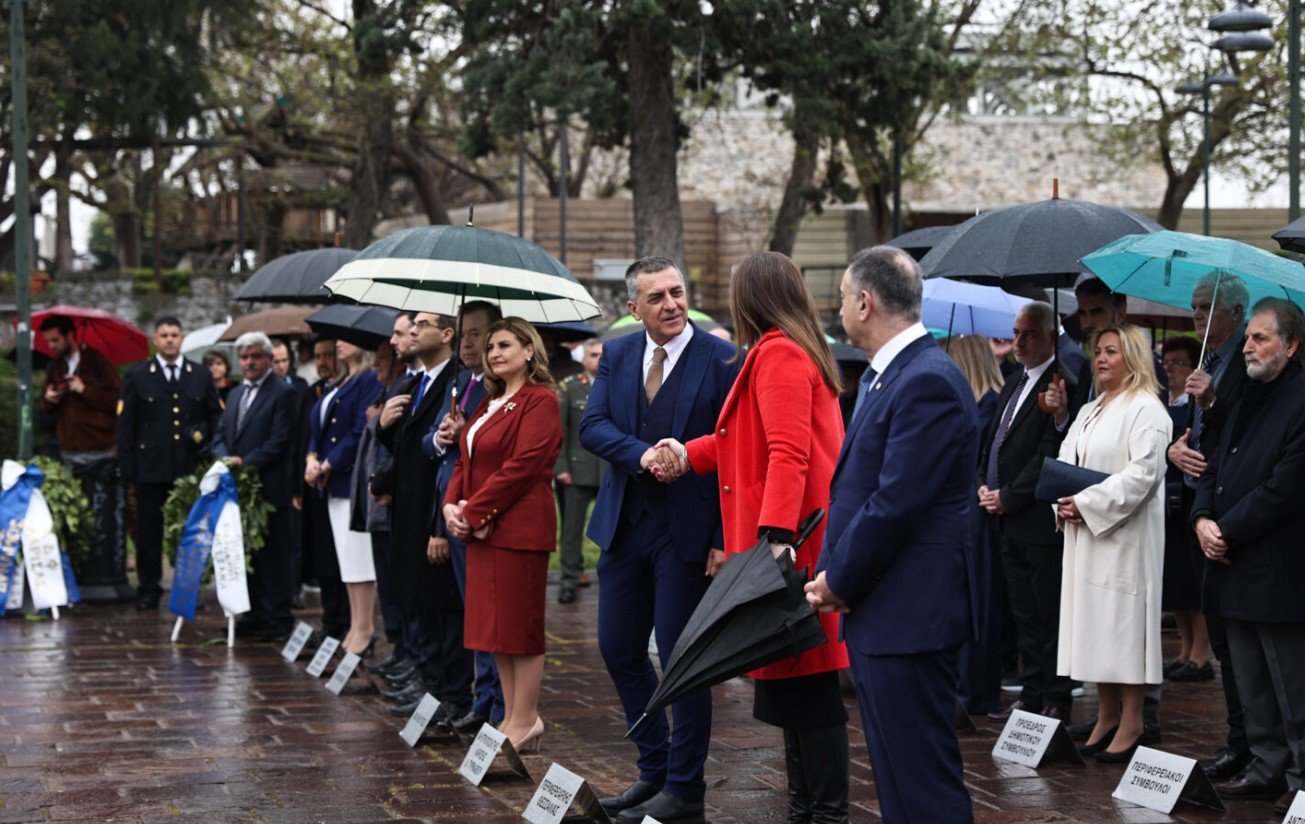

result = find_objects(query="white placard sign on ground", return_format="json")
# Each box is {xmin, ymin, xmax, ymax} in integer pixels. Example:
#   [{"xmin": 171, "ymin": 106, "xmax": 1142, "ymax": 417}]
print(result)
[
  {"xmin": 459, "ymin": 723, "xmax": 532, "ymax": 785},
  {"xmin": 522, "ymin": 762, "xmax": 612, "ymax": 824},
  {"xmin": 639, "ymin": 818, "xmax": 663, "ymax": 824},
  {"xmin": 1283, "ymin": 791, "xmax": 1305, "ymax": 824},
  {"xmin": 305, "ymin": 636, "xmax": 340, "ymax": 677},
  {"xmin": 399, "ymin": 694, "xmax": 441, "ymax": 747},
  {"xmin": 991, "ymin": 709, "xmax": 1084, "ymax": 768},
  {"xmin": 1112, "ymin": 747, "xmax": 1224, "ymax": 813},
  {"xmin": 325, "ymin": 652, "xmax": 362, "ymax": 695},
  {"xmin": 280, "ymin": 622, "xmax": 314, "ymax": 662}
]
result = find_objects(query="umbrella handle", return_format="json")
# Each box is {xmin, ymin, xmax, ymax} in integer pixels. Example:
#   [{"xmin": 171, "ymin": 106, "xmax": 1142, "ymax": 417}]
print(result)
[
  {"xmin": 793, "ymin": 509, "xmax": 826, "ymax": 549},
  {"xmin": 1036, "ymin": 373, "xmax": 1065, "ymax": 415}
]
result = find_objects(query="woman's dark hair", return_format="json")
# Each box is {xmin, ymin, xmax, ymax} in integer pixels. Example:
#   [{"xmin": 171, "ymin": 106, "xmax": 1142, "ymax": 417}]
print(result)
[
  {"xmin": 202, "ymin": 349, "xmax": 231, "ymax": 370},
  {"xmin": 729, "ymin": 252, "xmax": 840, "ymax": 393},
  {"xmin": 1160, "ymin": 336, "xmax": 1201, "ymax": 365}
]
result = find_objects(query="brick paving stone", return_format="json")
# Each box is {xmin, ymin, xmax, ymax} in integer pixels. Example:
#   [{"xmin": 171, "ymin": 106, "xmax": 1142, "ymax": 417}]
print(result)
[{"xmin": 0, "ymin": 584, "xmax": 1289, "ymax": 822}]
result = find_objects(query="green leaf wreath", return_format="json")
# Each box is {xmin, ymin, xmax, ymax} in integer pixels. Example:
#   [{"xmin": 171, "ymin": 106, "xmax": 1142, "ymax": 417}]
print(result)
[
  {"xmin": 29, "ymin": 456, "xmax": 93, "ymax": 572},
  {"xmin": 162, "ymin": 461, "xmax": 271, "ymax": 576}
]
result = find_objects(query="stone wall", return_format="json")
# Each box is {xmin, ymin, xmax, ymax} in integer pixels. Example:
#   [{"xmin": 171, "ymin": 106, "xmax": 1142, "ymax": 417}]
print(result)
[{"xmin": 41, "ymin": 273, "xmax": 251, "ymax": 331}]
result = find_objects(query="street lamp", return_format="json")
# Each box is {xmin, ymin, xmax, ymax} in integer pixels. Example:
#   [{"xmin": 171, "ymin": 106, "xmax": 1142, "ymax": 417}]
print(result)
[
  {"xmin": 1178, "ymin": 72, "xmax": 1241, "ymax": 237},
  {"xmin": 6, "ymin": 0, "xmax": 33, "ymax": 460}
]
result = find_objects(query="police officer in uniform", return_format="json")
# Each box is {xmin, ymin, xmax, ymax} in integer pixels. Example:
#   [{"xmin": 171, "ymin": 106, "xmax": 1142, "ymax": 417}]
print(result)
[
  {"xmin": 117, "ymin": 317, "xmax": 224, "ymax": 610},
  {"xmin": 555, "ymin": 339, "xmax": 605, "ymax": 604}
]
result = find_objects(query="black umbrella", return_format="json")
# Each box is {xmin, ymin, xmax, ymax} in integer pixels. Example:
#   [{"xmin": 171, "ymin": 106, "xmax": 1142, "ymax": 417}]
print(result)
[
  {"xmin": 886, "ymin": 225, "xmax": 956, "ymax": 261},
  {"xmin": 830, "ymin": 342, "xmax": 867, "ymax": 365},
  {"xmin": 1272, "ymin": 216, "xmax": 1305, "ymax": 254},
  {"xmin": 233, "ymin": 247, "xmax": 358, "ymax": 304},
  {"xmin": 305, "ymin": 304, "xmax": 398, "ymax": 349},
  {"xmin": 627, "ymin": 510, "xmax": 828, "ymax": 739},
  {"xmin": 536, "ymin": 320, "xmax": 598, "ymax": 342}
]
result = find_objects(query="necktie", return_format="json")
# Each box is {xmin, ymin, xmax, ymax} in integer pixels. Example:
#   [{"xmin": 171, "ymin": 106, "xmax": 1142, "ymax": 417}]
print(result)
[
  {"xmin": 850, "ymin": 368, "xmax": 880, "ymax": 426},
  {"xmin": 413, "ymin": 373, "xmax": 431, "ymax": 409},
  {"xmin": 167, "ymin": 364, "xmax": 177, "ymax": 384},
  {"xmin": 237, "ymin": 383, "xmax": 255, "ymax": 430},
  {"xmin": 985, "ymin": 371, "xmax": 1029, "ymax": 489},
  {"xmin": 461, "ymin": 376, "xmax": 479, "ymax": 412},
  {"xmin": 646, "ymin": 347, "xmax": 667, "ymax": 403}
]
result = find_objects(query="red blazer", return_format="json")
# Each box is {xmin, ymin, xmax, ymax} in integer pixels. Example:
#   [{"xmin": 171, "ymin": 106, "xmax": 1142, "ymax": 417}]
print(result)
[
  {"xmin": 446, "ymin": 382, "xmax": 563, "ymax": 552},
  {"xmin": 686, "ymin": 329, "xmax": 849, "ymax": 678}
]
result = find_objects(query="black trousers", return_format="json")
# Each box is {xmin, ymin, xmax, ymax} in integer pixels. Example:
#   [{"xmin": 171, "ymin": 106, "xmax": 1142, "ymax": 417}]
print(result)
[
  {"xmin": 1226, "ymin": 619, "xmax": 1305, "ymax": 790},
  {"xmin": 411, "ymin": 607, "xmax": 473, "ymax": 711},
  {"xmin": 370, "ymin": 532, "xmax": 408, "ymax": 656},
  {"xmin": 305, "ymin": 492, "xmax": 348, "ymax": 638},
  {"xmin": 133, "ymin": 481, "xmax": 171, "ymax": 595},
  {"xmin": 1001, "ymin": 533, "xmax": 1074, "ymax": 711},
  {"xmin": 1183, "ymin": 485, "xmax": 1248, "ymax": 755},
  {"xmin": 249, "ymin": 509, "xmax": 295, "ymax": 631}
]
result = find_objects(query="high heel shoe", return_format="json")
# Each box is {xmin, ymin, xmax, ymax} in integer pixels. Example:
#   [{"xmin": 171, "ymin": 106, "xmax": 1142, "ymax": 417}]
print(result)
[
  {"xmin": 1095, "ymin": 734, "xmax": 1142, "ymax": 764},
  {"xmin": 345, "ymin": 636, "xmax": 377, "ymax": 659},
  {"xmin": 510, "ymin": 717, "xmax": 545, "ymax": 753},
  {"xmin": 1076, "ymin": 726, "xmax": 1118, "ymax": 757}
]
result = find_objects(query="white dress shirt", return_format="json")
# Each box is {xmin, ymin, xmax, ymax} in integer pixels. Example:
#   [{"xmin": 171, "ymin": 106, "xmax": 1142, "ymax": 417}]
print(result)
[
  {"xmin": 869, "ymin": 322, "xmax": 929, "ymax": 376},
  {"xmin": 1010, "ymin": 356, "xmax": 1054, "ymax": 418},
  {"xmin": 642, "ymin": 322, "xmax": 695, "ymax": 385}
]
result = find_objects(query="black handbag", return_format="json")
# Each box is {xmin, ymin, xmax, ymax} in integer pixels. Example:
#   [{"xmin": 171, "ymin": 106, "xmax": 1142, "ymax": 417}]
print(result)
[{"xmin": 1034, "ymin": 456, "xmax": 1109, "ymax": 503}]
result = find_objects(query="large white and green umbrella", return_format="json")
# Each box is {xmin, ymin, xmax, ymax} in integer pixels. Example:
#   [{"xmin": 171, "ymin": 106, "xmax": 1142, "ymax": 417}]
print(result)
[{"xmin": 322, "ymin": 225, "xmax": 603, "ymax": 323}]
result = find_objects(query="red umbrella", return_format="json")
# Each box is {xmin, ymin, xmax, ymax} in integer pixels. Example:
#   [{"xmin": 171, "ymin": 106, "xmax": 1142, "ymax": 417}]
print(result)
[{"xmin": 28, "ymin": 305, "xmax": 149, "ymax": 366}]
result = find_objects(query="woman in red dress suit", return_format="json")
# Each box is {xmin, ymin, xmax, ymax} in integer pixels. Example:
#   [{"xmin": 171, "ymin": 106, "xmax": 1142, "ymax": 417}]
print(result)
[
  {"xmin": 443, "ymin": 317, "xmax": 562, "ymax": 752},
  {"xmin": 659, "ymin": 251, "xmax": 851, "ymax": 823}
]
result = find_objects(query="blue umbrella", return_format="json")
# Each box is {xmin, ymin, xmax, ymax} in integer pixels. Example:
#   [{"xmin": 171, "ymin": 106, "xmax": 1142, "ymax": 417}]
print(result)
[
  {"xmin": 922, "ymin": 278, "xmax": 1033, "ymax": 339},
  {"xmin": 1081, "ymin": 230, "xmax": 1305, "ymax": 360}
]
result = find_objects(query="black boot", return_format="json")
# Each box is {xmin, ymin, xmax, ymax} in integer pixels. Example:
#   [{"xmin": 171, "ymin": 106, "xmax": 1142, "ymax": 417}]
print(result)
[
  {"xmin": 797, "ymin": 724, "xmax": 849, "ymax": 824},
  {"xmin": 783, "ymin": 728, "xmax": 812, "ymax": 823}
]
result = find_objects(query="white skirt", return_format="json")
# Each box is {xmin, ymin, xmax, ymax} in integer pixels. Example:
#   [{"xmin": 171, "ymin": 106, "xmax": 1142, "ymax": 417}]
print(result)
[{"xmin": 327, "ymin": 496, "xmax": 375, "ymax": 583}]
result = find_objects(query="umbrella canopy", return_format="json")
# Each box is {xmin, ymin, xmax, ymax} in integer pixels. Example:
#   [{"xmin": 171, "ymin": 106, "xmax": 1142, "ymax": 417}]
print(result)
[
  {"xmin": 536, "ymin": 320, "xmax": 598, "ymax": 342},
  {"xmin": 29, "ymin": 305, "xmax": 148, "ymax": 366},
  {"xmin": 218, "ymin": 307, "xmax": 317, "ymax": 343},
  {"xmin": 920, "ymin": 197, "xmax": 1162, "ymax": 288},
  {"xmin": 233, "ymin": 247, "xmax": 358, "ymax": 304},
  {"xmin": 922, "ymin": 278, "xmax": 1032, "ymax": 338},
  {"xmin": 886, "ymin": 225, "xmax": 955, "ymax": 261},
  {"xmin": 180, "ymin": 319, "xmax": 233, "ymax": 356},
  {"xmin": 322, "ymin": 225, "xmax": 602, "ymax": 322},
  {"xmin": 305, "ymin": 304, "xmax": 398, "ymax": 349},
  {"xmin": 1272, "ymin": 216, "xmax": 1305, "ymax": 254},
  {"xmin": 628, "ymin": 511, "xmax": 828, "ymax": 738}
]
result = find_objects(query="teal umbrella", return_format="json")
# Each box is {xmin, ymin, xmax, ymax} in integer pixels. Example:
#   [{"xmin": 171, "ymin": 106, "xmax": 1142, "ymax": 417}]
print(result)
[
  {"xmin": 1081, "ymin": 230, "xmax": 1305, "ymax": 360},
  {"xmin": 322, "ymin": 224, "xmax": 602, "ymax": 323}
]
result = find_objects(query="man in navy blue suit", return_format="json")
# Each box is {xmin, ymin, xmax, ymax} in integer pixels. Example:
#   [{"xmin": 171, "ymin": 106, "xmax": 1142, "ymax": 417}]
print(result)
[
  {"xmin": 806, "ymin": 246, "xmax": 977, "ymax": 823},
  {"xmin": 580, "ymin": 257, "xmax": 739, "ymax": 824},
  {"xmin": 423, "ymin": 299, "xmax": 505, "ymax": 733}
]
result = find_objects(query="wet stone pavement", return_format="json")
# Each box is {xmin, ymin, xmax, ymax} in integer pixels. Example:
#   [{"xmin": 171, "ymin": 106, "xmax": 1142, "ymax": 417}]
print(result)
[{"xmin": 0, "ymin": 584, "xmax": 1289, "ymax": 823}]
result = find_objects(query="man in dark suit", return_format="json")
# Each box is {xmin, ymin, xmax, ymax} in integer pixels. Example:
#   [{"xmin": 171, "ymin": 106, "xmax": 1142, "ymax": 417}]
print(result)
[
  {"xmin": 807, "ymin": 246, "xmax": 976, "ymax": 824},
  {"xmin": 118, "ymin": 317, "xmax": 224, "ymax": 610},
  {"xmin": 1192, "ymin": 297, "xmax": 1305, "ymax": 816},
  {"xmin": 977, "ymin": 302, "xmax": 1078, "ymax": 722},
  {"xmin": 271, "ymin": 338, "xmax": 311, "ymax": 609},
  {"xmin": 1169, "ymin": 272, "xmax": 1254, "ymax": 782},
  {"xmin": 211, "ymin": 332, "xmax": 298, "ymax": 640},
  {"xmin": 376, "ymin": 311, "xmax": 472, "ymax": 720},
  {"xmin": 580, "ymin": 257, "xmax": 739, "ymax": 824},
  {"xmin": 422, "ymin": 300, "xmax": 503, "ymax": 733}
]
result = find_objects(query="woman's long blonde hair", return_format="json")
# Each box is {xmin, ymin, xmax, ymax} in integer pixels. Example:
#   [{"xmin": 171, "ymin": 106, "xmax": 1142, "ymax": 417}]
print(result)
[
  {"xmin": 945, "ymin": 335, "xmax": 1004, "ymax": 402},
  {"xmin": 1094, "ymin": 324, "xmax": 1161, "ymax": 398},
  {"xmin": 481, "ymin": 317, "xmax": 555, "ymax": 398}
]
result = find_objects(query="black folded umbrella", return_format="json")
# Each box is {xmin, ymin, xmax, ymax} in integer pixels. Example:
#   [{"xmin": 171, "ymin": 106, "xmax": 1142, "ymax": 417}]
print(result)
[
  {"xmin": 305, "ymin": 304, "xmax": 398, "ymax": 349},
  {"xmin": 627, "ymin": 510, "xmax": 828, "ymax": 739}
]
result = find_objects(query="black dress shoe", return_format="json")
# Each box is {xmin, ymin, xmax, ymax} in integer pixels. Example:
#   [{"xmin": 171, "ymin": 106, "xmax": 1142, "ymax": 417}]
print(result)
[
  {"xmin": 1202, "ymin": 748, "xmax": 1251, "ymax": 781},
  {"xmin": 1162, "ymin": 657, "xmax": 1186, "ymax": 676},
  {"xmin": 1076, "ymin": 726, "xmax": 1118, "ymax": 757},
  {"xmin": 384, "ymin": 664, "xmax": 417, "ymax": 684},
  {"xmin": 383, "ymin": 682, "xmax": 425, "ymax": 704},
  {"xmin": 259, "ymin": 626, "xmax": 293, "ymax": 644},
  {"xmin": 557, "ymin": 586, "xmax": 576, "ymax": 604},
  {"xmin": 1167, "ymin": 660, "xmax": 1215, "ymax": 682},
  {"xmin": 453, "ymin": 710, "xmax": 490, "ymax": 734},
  {"xmin": 365, "ymin": 652, "xmax": 404, "ymax": 674},
  {"xmin": 1273, "ymin": 790, "xmax": 1297, "ymax": 815},
  {"xmin": 135, "ymin": 592, "xmax": 161, "ymax": 610},
  {"xmin": 616, "ymin": 791, "xmax": 705, "ymax": 823},
  {"xmin": 599, "ymin": 780, "xmax": 663, "ymax": 815},
  {"xmin": 389, "ymin": 694, "xmax": 428, "ymax": 717},
  {"xmin": 1041, "ymin": 705, "xmax": 1071, "ymax": 722},
  {"xmin": 1094, "ymin": 737, "xmax": 1140, "ymax": 764},
  {"xmin": 1213, "ymin": 774, "xmax": 1287, "ymax": 798},
  {"xmin": 987, "ymin": 699, "xmax": 1036, "ymax": 722},
  {"xmin": 1139, "ymin": 726, "xmax": 1162, "ymax": 746}
]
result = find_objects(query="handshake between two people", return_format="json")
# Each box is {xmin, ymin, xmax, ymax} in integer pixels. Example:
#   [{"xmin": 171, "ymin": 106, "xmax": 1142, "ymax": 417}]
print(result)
[{"xmin": 640, "ymin": 438, "xmax": 691, "ymax": 483}]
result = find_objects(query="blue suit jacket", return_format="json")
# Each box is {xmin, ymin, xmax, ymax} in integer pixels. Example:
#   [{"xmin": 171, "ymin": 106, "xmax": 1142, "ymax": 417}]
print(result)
[
  {"xmin": 580, "ymin": 324, "xmax": 739, "ymax": 563},
  {"xmin": 818, "ymin": 335, "xmax": 980, "ymax": 656},
  {"xmin": 306, "ymin": 371, "xmax": 382, "ymax": 499},
  {"xmin": 426, "ymin": 370, "xmax": 488, "ymax": 537},
  {"xmin": 212, "ymin": 376, "xmax": 297, "ymax": 509}
]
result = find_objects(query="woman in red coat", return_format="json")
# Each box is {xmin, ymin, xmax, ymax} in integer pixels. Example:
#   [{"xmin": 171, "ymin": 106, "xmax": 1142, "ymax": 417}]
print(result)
[
  {"xmin": 658, "ymin": 251, "xmax": 851, "ymax": 823},
  {"xmin": 444, "ymin": 317, "xmax": 562, "ymax": 753}
]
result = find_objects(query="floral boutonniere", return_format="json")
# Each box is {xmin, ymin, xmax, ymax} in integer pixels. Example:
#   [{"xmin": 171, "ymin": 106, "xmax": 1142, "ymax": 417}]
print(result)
[{"xmin": 504, "ymin": 402, "xmax": 517, "ymax": 414}]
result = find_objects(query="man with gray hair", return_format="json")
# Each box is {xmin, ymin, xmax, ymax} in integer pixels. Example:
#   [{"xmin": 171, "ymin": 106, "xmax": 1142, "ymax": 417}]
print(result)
[
  {"xmin": 213, "ymin": 331, "xmax": 299, "ymax": 639},
  {"xmin": 807, "ymin": 245, "xmax": 977, "ymax": 822}
]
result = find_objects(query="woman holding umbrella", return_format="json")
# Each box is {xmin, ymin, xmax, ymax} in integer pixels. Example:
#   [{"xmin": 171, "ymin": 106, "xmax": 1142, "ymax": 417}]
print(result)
[{"xmin": 656, "ymin": 251, "xmax": 850, "ymax": 823}]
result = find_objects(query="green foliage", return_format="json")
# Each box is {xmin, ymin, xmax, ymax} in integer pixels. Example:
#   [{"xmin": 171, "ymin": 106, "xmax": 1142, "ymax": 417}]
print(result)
[
  {"xmin": 162, "ymin": 461, "xmax": 271, "ymax": 578},
  {"xmin": 126, "ymin": 269, "xmax": 192, "ymax": 295},
  {"xmin": 29, "ymin": 457, "xmax": 93, "ymax": 572}
]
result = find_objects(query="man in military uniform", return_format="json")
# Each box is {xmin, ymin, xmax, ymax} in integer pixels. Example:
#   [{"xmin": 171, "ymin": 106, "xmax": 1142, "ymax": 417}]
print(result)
[
  {"xmin": 555, "ymin": 339, "xmax": 605, "ymax": 604},
  {"xmin": 117, "ymin": 317, "xmax": 224, "ymax": 610}
]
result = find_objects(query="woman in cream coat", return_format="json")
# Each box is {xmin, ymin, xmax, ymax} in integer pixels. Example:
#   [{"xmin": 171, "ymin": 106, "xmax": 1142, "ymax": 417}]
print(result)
[{"xmin": 1045, "ymin": 324, "xmax": 1171, "ymax": 763}]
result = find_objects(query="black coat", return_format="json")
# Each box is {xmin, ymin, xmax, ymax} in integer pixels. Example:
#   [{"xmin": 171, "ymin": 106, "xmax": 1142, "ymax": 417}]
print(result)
[
  {"xmin": 1180, "ymin": 335, "xmax": 1248, "ymax": 453},
  {"xmin": 1192, "ymin": 362, "xmax": 1305, "ymax": 623},
  {"xmin": 375, "ymin": 365, "xmax": 460, "ymax": 609},
  {"xmin": 212, "ymin": 376, "xmax": 297, "ymax": 509},
  {"xmin": 975, "ymin": 364, "xmax": 1078, "ymax": 545},
  {"xmin": 117, "ymin": 358, "xmax": 223, "ymax": 484}
]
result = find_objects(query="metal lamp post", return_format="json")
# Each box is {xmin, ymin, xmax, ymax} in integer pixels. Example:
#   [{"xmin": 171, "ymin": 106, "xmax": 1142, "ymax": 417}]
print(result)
[
  {"xmin": 7, "ymin": 0, "xmax": 33, "ymax": 459},
  {"xmin": 1178, "ymin": 72, "xmax": 1241, "ymax": 236}
]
